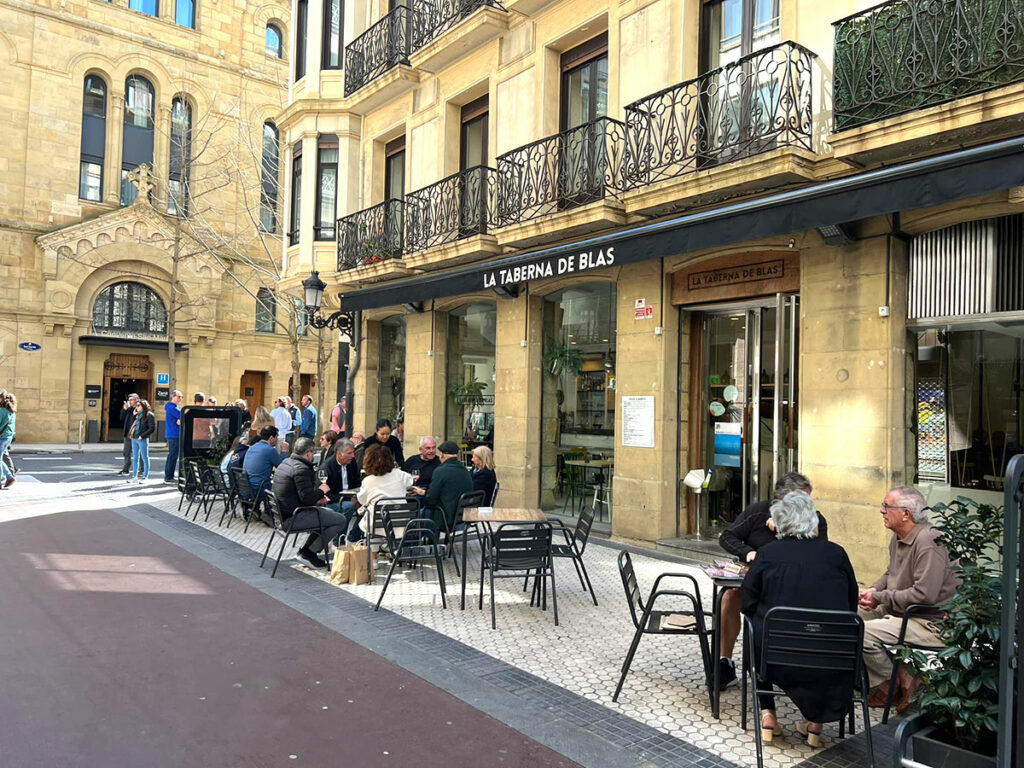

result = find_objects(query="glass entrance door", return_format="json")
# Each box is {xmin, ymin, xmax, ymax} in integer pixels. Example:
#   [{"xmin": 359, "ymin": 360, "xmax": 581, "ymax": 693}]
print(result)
[{"xmin": 693, "ymin": 294, "xmax": 798, "ymax": 536}]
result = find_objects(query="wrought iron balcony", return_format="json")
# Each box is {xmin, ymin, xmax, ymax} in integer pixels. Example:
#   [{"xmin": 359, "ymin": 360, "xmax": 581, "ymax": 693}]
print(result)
[
  {"xmin": 344, "ymin": 6, "xmax": 412, "ymax": 97},
  {"xmin": 337, "ymin": 199, "xmax": 404, "ymax": 270},
  {"xmin": 496, "ymin": 117, "xmax": 627, "ymax": 227},
  {"xmin": 411, "ymin": 0, "xmax": 507, "ymax": 50},
  {"xmin": 404, "ymin": 165, "xmax": 497, "ymax": 253},
  {"xmin": 833, "ymin": 0, "xmax": 1024, "ymax": 131},
  {"xmin": 624, "ymin": 41, "xmax": 815, "ymax": 187}
]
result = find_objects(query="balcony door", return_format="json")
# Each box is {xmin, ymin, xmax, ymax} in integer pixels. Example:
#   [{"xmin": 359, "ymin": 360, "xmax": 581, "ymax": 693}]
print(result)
[
  {"xmin": 459, "ymin": 95, "xmax": 489, "ymax": 235},
  {"xmin": 559, "ymin": 34, "xmax": 609, "ymax": 205},
  {"xmin": 700, "ymin": 0, "xmax": 780, "ymax": 164},
  {"xmin": 383, "ymin": 135, "xmax": 405, "ymax": 254}
]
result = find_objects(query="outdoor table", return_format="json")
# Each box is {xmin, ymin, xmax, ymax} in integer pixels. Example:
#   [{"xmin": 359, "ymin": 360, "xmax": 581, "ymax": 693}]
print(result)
[
  {"xmin": 710, "ymin": 572, "xmax": 745, "ymax": 719},
  {"xmin": 458, "ymin": 507, "xmax": 546, "ymax": 610},
  {"xmin": 563, "ymin": 459, "xmax": 613, "ymax": 515}
]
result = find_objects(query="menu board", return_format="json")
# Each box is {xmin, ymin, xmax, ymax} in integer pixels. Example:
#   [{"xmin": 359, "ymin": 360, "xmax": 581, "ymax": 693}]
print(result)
[{"xmin": 621, "ymin": 396, "xmax": 655, "ymax": 448}]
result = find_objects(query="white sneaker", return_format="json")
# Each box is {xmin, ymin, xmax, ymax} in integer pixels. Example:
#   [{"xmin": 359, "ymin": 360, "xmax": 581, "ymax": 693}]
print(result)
[{"xmin": 126, "ymin": 477, "xmax": 138, "ymax": 484}]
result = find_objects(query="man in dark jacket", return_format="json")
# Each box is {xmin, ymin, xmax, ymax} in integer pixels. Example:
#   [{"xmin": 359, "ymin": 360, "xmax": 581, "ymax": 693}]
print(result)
[
  {"xmin": 715, "ymin": 471, "xmax": 828, "ymax": 690},
  {"xmin": 413, "ymin": 440, "xmax": 473, "ymax": 530},
  {"xmin": 118, "ymin": 393, "xmax": 139, "ymax": 475},
  {"xmin": 319, "ymin": 438, "xmax": 360, "ymax": 532},
  {"xmin": 271, "ymin": 437, "xmax": 351, "ymax": 569}
]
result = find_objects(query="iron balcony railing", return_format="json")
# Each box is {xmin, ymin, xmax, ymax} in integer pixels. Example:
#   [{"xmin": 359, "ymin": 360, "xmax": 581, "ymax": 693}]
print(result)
[
  {"xmin": 624, "ymin": 41, "xmax": 815, "ymax": 187},
  {"xmin": 337, "ymin": 199, "xmax": 404, "ymax": 270},
  {"xmin": 496, "ymin": 116, "xmax": 627, "ymax": 227},
  {"xmin": 404, "ymin": 165, "xmax": 497, "ymax": 253},
  {"xmin": 344, "ymin": 5, "xmax": 412, "ymax": 96},
  {"xmin": 411, "ymin": 0, "xmax": 506, "ymax": 50},
  {"xmin": 833, "ymin": 0, "xmax": 1024, "ymax": 131}
]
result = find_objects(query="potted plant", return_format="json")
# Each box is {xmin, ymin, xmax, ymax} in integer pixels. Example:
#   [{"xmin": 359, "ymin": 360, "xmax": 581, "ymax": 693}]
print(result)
[
  {"xmin": 543, "ymin": 339, "xmax": 583, "ymax": 377},
  {"xmin": 894, "ymin": 497, "xmax": 1003, "ymax": 768},
  {"xmin": 448, "ymin": 376, "xmax": 487, "ymax": 408}
]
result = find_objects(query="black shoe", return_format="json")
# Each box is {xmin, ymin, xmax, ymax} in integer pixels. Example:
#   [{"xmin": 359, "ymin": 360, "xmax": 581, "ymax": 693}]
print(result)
[
  {"xmin": 718, "ymin": 657, "xmax": 737, "ymax": 691},
  {"xmin": 296, "ymin": 549, "xmax": 327, "ymax": 569}
]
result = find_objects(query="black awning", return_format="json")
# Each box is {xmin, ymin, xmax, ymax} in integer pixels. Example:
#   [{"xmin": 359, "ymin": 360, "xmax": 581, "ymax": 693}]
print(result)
[
  {"xmin": 79, "ymin": 335, "xmax": 189, "ymax": 351},
  {"xmin": 339, "ymin": 136, "xmax": 1024, "ymax": 312}
]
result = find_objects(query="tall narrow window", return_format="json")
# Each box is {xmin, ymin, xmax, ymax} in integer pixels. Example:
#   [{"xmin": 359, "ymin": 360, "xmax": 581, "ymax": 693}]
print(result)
[
  {"xmin": 559, "ymin": 35, "xmax": 609, "ymax": 204},
  {"xmin": 295, "ymin": 0, "xmax": 308, "ymax": 81},
  {"xmin": 702, "ymin": 0, "xmax": 779, "ymax": 70},
  {"xmin": 322, "ymin": 0, "xmax": 342, "ymax": 69},
  {"xmin": 175, "ymin": 0, "xmax": 195, "ymax": 28},
  {"xmin": 260, "ymin": 122, "xmax": 280, "ymax": 233},
  {"xmin": 121, "ymin": 75, "xmax": 155, "ymax": 206},
  {"xmin": 128, "ymin": 0, "xmax": 159, "ymax": 16},
  {"xmin": 79, "ymin": 75, "xmax": 107, "ymax": 202},
  {"xmin": 266, "ymin": 24, "xmax": 283, "ymax": 58},
  {"xmin": 168, "ymin": 97, "xmax": 192, "ymax": 216},
  {"xmin": 315, "ymin": 135, "xmax": 338, "ymax": 240},
  {"xmin": 289, "ymin": 142, "xmax": 302, "ymax": 245},
  {"xmin": 255, "ymin": 288, "xmax": 277, "ymax": 333},
  {"xmin": 384, "ymin": 136, "xmax": 405, "ymax": 201},
  {"xmin": 459, "ymin": 96, "xmax": 488, "ymax": 234}
]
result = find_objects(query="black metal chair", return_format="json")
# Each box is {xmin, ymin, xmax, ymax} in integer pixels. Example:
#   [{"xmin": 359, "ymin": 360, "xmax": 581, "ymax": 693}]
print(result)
[
  {"xmin": 613, "ymin": 550, "xmax": 712, "ymax": 704},
  {"xmin": 375, "ymin": 512, "xmax": 448, "ymax": 611},
  {"xmin": 480, "ymin": 522, "xmax": 557, "ymax": 630},
  {"xmin": 444, "ymin": 490, "xmax": 487, "ymax": 576},
  {"xmin": 742, "ymin": 608, "xmax": 874, "ymax": 768},
  {"xmin": 365, "ymin": 497, "xmax": 418, "ymax": 580},
  {"xmin": 880, "ymin": 603, "xmax": 943, "ymax": 724},
  {"xmin": 259, "ymin": 490, "xmax": 329, "ymax": 578},
  {"xmin": 548, "ymin": 507, "xmax": 598, "ymax": 606},
  {"xmin": 187, "ymin": 461, "xmax": 208, "ymax": 521},
  {"xmin": 489, "ymin": 481, "xmax": 500, "ymax": 506},
  {"xmin": 195, "ymin": 462, "xmax": 231, "ymax": 524},
  {"xmin": 231, "ymin": 467, "xmax": 266, "ymax": 533},
  {"xmin": 177, "ymin": 458, "xmax": 200, "ymax": 516}
]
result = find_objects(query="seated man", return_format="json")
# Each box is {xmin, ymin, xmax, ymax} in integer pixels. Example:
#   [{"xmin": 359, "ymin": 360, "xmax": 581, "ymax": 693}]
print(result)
[
  {"xmin": 272, "ymin": 437, "xmax": 351, "ymax": 569},
  {"xmin": 319, "ymin": 438, "xmax": 360, "ymax": 536},
  {"xmin": 413, "ymin": 440, "xmax": 473, "ymax": 531},
  {"xmin": 242, "ymin": 425, "xmax": 286, "ymax": 496},
  {"xmin": 859, "ymin": 486, "xmax": 958, "ymax": 711},
  {"xmin": 716, "ymin": 472, "xmax": 828, "ymax": 690},
  {"xmin": 403, "ymin": 436, "xmax": 441, "ymax": 490}
]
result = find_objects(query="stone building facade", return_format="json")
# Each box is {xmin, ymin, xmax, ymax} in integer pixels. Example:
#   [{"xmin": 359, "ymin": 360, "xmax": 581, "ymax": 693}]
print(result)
[
  {"xmin": 0, "ymin": 0, "xmax": 335, "ymax": 444},
  {"xmin": 280, "ymin": 0, "xmax": 1024, "ymax": 576}
]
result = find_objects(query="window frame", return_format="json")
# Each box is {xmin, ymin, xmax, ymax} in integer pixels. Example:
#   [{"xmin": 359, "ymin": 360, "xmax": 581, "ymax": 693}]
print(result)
[
  {"xmin": 295, "ymin": 0, "xmax": 308, "ymax": 81},
  {"xmin": 559, "ymin": 33, "xmax": 609, "ymax": 132},
  {"xmin": 168, "ymin": 96, "xmax": 192, "ymax": 217},
  {"xmin": 314, "ymin": 135, "xmax": 339, "ymax": 241},
  {"xmin": 289, "ymin": 142, "xmax": 303, "ymax": 245},
  {"xmin": 266, "ymin": 23, "xmax": 284, "ymax": 58},
  {"xmin": 79, "ymin": 75, "xmax": 107, "ymax": 202},
  {"xmin": 128, "ymin": 0, "xmax": 159, "ymax": 17},
  {"xmin": 384, "ymin": 135, "xmax": 406, "ymax": 202},
  {"xmin": 700, "ymin": 0, "xmax": 780, "ymax": 72},
  {"xmin": 260, "ymin": 122, "xmax": 280, "ymax": 233},
  {"xmin": 93, "ymin": 281, "xmax": 168, "ymax": 336},
  {"xmin": 121, "ymin": 75, "xmax": 156, "ymax": 206},
  {"xmin": 321, "ymin": 0, "xmax": 343, "ymax": 69},
  {"xmin": 459, "ymin": 95, "xmax": 489, "ymax": 171},
  {"xmin": 175, "ymin": 0, "xmax": 196, "ymax": 29},
  {"xmin": 255, "ymin": 287, "xmax": 277, "ymax": 333}
]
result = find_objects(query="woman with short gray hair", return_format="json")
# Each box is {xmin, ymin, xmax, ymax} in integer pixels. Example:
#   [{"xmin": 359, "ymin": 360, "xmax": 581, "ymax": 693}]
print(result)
[{"xmin": 741, "ymin": 491, "xmax": 858, "ymax": 748}]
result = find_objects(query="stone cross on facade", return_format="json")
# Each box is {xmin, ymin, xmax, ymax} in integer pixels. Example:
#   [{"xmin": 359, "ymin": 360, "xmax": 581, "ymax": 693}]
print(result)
[{"xmin": 125, "ymin": 164, "xmax": 155, "ymax": 202}]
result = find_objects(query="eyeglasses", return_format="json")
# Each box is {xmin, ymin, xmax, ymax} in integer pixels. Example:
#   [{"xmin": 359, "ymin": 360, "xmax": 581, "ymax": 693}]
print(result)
[{"xmin": 880, "ymin": 503, "xmax": 905, "ymax": 512}]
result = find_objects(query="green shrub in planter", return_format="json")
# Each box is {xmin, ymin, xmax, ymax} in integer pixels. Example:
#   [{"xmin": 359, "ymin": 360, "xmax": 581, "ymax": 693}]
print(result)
[{"xmin": 896, "ymin": 497, "xmax": 1003, "ymax": 756}]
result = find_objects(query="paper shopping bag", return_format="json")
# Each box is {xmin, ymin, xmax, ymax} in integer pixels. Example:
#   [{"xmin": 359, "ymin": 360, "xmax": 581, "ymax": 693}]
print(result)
[
  {"xmin": 348, "ymin": 544, "xmax": 374, "ymax": 585},
  {"xmin": 330, "ymin": 546, "xmax": 352, "ymax": 585}
]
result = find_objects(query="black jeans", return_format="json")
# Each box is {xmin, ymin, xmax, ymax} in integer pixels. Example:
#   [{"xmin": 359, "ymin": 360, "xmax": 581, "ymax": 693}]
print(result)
[
  {"xmin": 121, "ymin": 434, "xmax": 132, "ymax": 472},
  {"xmin": 287, "ymin": 507, "xmax": 351, "ymax": 557}
]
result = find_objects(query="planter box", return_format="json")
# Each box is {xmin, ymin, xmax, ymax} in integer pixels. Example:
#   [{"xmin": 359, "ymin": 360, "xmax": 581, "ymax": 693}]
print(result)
[{"xmin": 896, "ymin": 713, "xmax": 996, "ymax": 768}]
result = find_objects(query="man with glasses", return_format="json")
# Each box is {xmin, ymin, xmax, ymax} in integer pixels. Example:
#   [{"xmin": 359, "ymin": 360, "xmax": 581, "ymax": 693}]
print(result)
[{"xmin": 858, "ymin": 486, "xmax": 958, "ymax": 711}]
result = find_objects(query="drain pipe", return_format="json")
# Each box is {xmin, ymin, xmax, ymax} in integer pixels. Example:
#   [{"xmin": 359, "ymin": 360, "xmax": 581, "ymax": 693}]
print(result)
[{"xmin": 344, "ymin": 310, "xmax": 362, "ymax": 437}]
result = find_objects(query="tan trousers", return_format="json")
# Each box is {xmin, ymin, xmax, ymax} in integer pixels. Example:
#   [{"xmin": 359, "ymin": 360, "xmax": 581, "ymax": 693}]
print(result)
[{"xmin": 858, "ymin": 607, "xmax": 942, "ymax": 688}]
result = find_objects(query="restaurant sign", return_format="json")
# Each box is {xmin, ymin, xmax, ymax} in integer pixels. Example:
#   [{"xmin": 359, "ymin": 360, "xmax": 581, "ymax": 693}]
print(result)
[
  {"xmin": 672, "ymin": 252, "xmax": 799, "ymax": 305},
  {"xmin": 482, "ymin": 247, "xmax": 616, "ymax": 289}
]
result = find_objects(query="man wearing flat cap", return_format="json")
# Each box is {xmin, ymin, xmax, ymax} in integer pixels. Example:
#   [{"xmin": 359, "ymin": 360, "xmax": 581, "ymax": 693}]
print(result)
[{"xmin": 413, "ymin": 440, "xmax": 473, "ymax": 530}]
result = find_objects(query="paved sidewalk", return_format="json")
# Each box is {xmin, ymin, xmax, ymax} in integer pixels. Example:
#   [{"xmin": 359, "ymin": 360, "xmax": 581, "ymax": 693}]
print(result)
[
  {"xmin": 0, "ymin": 504, "xmax": 577, "ymax": 768},
  {"xmin": 11, "ymin": 442, "xmax": 168, "ymax": 453}
]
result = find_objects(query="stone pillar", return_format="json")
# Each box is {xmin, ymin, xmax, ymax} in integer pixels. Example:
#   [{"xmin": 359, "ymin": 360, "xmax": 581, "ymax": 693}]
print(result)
[
  {"xmin": 403, "ymin": 309, "xmax": 445, "ymax": 446},
  {"xmin": 106, "ymin": 93, "xmax": 124, "ymax": 204},
  {"xmin": 610, "ymin": 261, "xmax": 680, "ymax": 543},
  {"xmin": 799, "ymin": 239, "xmax": 910, "ymax": 580},
  {"xmin": 493, "ymin": 291, "xmax": 543, "ymax": 509},
  {"xmin": 356, "ymin": 316, "xmax": 381, "ymax": 430}
]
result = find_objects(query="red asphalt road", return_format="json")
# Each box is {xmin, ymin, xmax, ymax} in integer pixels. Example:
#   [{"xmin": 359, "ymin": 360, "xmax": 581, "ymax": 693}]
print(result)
[{"xmin": 0, "ymin": 507, "xmax": 578, "ymax": 768}]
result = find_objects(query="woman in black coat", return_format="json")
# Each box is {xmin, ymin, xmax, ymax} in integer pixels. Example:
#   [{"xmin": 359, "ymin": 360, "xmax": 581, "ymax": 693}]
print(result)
[
  {"xmin": 360, "ymin": 419, "xmax": 404, "ymax": 466},
  {"xmin": 470, "ymin": 445, "xmax": 497, "ymax": 504},
  {"xmin": 741, "ymin": 490, "xmax": 857, "ymax": 748},
  {"xmin": 128, "ymin": 399, "xmax": 156, "ymax": 482}
]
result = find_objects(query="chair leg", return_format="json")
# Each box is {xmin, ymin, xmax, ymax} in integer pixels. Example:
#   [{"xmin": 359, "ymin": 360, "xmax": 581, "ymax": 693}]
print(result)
[
  {"xmin": 612, "ymin": 625, "xmax": 645, "ymax": 702},
  {"xmin": 478, "ymin": 552, "xmax": 486, "ymax": 610},
  {"xmin": 862, "ymin": 684, "xmax": 876, "ymax": 768},
  {"xmin": 881, "ymin": 656, "xmax": 901, "ymax": 724},
  {"xmin": 270, "ymin": 531, "xmax": 290, "ymax": 578},
  {"xmin": 434, "ymin": 552, "xmax": 447, "ymax": 609},
  {"xmin": 374, "ymin": 554, "xmax": 401, "ymax": 611},
  {"xmin": 260, "ymin": 529, "xmax": 276, "ymax": 568},
  {"xmin": 549, "ymin": 564, "xmax": 558, "ymax": 626},
  {"xmin": 489, "ymin": 566, "xmax": 496, "ymax": 630},
  {"xmin": 577, "ymin": 555, "xmax": 598, "ymax": 606},
  {"xmin": 751, "ymin": 671, "xmax": 766, "ymax": 768}
]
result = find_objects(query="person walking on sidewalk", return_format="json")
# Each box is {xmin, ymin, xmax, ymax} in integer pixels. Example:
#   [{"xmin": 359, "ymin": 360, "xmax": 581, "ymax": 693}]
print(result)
[
  {"xmin": 118, "ymin": 393, "xmax": 140, "ymax": 475},
  {"xmin": 299, "ymin": 394, "xmax": 317, "ymax": 439},
  {"xmin": 128, "ymin": 400, "xmax": 156, "ymax": 483},
  {"xmin": 163, "ymin": 391, "xmax": 183, "ymax": 483},
  {"xmin": 0, "ymin": 390, "xmax": 17, "ymax": 489}
]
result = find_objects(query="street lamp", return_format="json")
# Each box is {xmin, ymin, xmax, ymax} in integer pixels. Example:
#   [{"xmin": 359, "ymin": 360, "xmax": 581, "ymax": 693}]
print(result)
[{"xmin": 302, "ymin": 270, "xmax": 354, "ymax": 336}]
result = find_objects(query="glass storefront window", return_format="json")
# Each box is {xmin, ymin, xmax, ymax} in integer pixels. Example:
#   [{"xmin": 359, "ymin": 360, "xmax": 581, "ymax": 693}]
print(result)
[
  {"xmin": 378, "ymin": 315, "xmax": 406, "ymax": 425},
  {"xmin": 445, "ymin": 302, "xmax": 496, "ymax": 450},
  {"xmin": 916, "ymin": 327, "xmax": 1023, "ymax": 492},
  {"xmin": 541, "ymin": 283, "xmax": 616, "ymax": 519}
]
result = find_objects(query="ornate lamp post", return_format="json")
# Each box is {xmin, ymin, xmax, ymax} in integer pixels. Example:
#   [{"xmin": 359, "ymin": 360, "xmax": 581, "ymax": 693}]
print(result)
[{"xmin": 302, "ymin": 270, "xmax": 354, "ymax": 336}]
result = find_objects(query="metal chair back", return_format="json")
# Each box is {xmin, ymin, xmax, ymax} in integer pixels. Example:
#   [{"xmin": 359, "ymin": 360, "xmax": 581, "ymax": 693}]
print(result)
[
  {"xmin": 617, "ymin": 550, "xmax": 645, "ymax": 629},
  {"xmin": 573, "ymin": 506, "xmax": 595, "ymax": 554},
  {"xmin": 379, "ymin": 500, "xmax": 421, "ymax": 551},
  {"xmin": 490, "ymin": 481, "xmax": 500, "ymax": 506},
  {"xmin": 759, "ymin": 607, "xmax": 865, "ymax": 679},
  {"xmin": 490, "ymin": 522, "xmax": 552, "ymax": 571},
  {"xmin": 263, "ymin": 490, "xmax": 286, "ymax": 530}
]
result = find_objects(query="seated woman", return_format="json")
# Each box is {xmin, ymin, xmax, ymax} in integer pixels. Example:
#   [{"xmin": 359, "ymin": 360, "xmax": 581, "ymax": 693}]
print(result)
[
  {"xmin": 470, "ymin": 445, "xmax": 497, "ymax": 504},
  {"xmin": 741, "ymin": 490, "xmax": 857, "ymax": 748},
  {"xmin": 351, "ymin": 444, "xmax": 415, "ymax": 541},
  {"xmin": 317, "ymin": 429, "xmax": 339, "ymax": 467}
]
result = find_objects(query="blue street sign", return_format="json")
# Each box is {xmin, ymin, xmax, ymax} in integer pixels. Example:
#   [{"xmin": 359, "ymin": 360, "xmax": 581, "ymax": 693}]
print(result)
[
  {"xmin": 18, "ymin": 342, "xmax": 41, "ymax": 352},
  {"xmin": 157, "ymin": 373, "xmax": 169, "ymax": 385}
]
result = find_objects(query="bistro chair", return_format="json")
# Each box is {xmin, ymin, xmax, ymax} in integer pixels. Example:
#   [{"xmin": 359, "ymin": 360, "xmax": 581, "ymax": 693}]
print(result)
[
  {"xmin": 558, "ymin": 450, "xmax": 586, "ymax": 514},
  {"xmin": 177, "ymin": 457, "xmax": 200, "ymax": 516},
  {"xmin": 479, "ymin": 522, "xmax": 557, "ymax": 630},
  {"xmin": 187, "ymin": 462, "xmax": 209, "ymax": 521},
  {"xmin": 613, "ymin": 550, "xmax": 712, "ymax": 704},
  {"xmin": 445, "ymin": 490, "xmax": 487, "ymax": 575},
  {"xmin": 366, "ymin": 497, "xmax": 419, "ymax": 580},
  {"xmin": 375, "ymin": 513, "xmax": 447, "ymax": 611},
  {"xmin": 742, "ymin": 608, "xmax": 874, "ymax": 768},
  {"xmin": 231, "ymin": 467, "xmax": 266, "ymax": 533},
  {"xmin": 197, "ymin": 462, "xmax": 231, "ymax": 524},
  {"xmin": 259, "ymin": 490, "xmax": 328, "ymax": 578},
  {"xmin": 489, "ymin": 481, "xmax": 500, "ymax": 506},
  {"xmin": 548, "ymin": 507, "xmax": 598, "ymax": 606},
  {"xmin": 880, "ymin": 603, "xmax": 943, "ymax": 724}
]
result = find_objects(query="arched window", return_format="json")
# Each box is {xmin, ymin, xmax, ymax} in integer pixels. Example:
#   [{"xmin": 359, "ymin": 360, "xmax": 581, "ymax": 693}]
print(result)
[
  {"xmin": 121, "ymin": 75, "xmax": 155, "ymax": 205},
  {"xmin": 266, "ymin": 24, "xmax": 283, "ymax": 58},
  {"xmin": 93, "ymin": 282, "xmax": 168, "ymax": 335},
  {"xmin": 129, "ymin": 0, "xmax": 158, "ymax": 17},
  {"xmin": 79, "ymin": 75, "xmax": 107, "ymax": 201},
  {"xmin": 260, "ymin": 122, "xmax": 279, "ymax": 233},
  {"xmin": 295, "ymin": 0, "xmax": 308, "ymax": 81},
  {"xmin": 175, "ymin": 0, "xmax": 195, "ymax": 28},
  {"xmin": 169, "ymin": 97, "xmax": 192, "ymax": 216}
]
